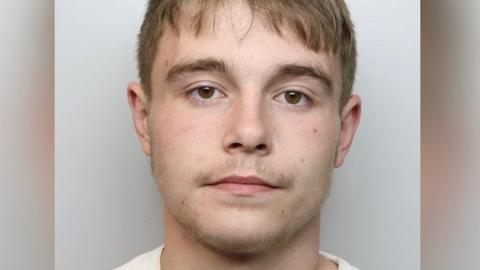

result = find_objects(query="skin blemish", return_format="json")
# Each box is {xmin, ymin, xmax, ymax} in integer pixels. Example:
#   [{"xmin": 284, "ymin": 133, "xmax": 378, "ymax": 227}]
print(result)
[
  {"xmin": 313, "ymin": 128, "xmax": 318, "ymax": 133},
  {"xmin": 301, "ymin": 158, "xmax": 305, "ymax": 163}
]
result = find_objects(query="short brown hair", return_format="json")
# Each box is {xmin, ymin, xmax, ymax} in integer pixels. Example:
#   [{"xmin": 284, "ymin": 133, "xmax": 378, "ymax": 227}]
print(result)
[{"xmin": 137, "ymin": 0, "xmax": 356, "ymax": 107}]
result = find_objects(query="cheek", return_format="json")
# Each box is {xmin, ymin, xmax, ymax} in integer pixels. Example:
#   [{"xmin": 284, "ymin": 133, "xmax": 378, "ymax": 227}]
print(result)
[
  {"xmin": 148, "ymin": 107, "xmax": 222, "ymax": 186},
  {"xmin": 284, "ymin": 117, "xmax": 339, "ymax": 159},
  {"xmin": 156, "ymin": 114, "xmax": 203, "ymax": 140},
  {"xmin": 151, "ymin": 107, "xmax": 216, "ymax": 152},
  {"xmin": 284, "ymin": 119, "xmax": 339, "ymax": 191}
]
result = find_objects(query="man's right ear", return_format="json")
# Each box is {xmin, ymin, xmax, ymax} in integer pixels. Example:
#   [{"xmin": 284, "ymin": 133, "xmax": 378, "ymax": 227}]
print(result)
[{"xmin": 127, "ymin": 82, "xmax": 151, "ymax": 156}]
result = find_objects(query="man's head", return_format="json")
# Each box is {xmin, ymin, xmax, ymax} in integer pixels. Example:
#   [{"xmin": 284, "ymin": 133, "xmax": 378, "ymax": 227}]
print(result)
[{"xmin": 128, "ymin": 0, "xmax": 361, "ymax": 255}]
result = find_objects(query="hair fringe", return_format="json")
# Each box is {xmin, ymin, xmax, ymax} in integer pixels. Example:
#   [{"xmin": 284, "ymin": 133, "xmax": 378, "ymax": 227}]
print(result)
[{"xmin": 138, "ymin": 0, "xmax": 356, "ymax": 107}]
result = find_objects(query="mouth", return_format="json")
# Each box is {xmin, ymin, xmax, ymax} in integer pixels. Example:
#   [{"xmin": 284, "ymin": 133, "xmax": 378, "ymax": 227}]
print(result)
[{"xmin": 206, "ymin": 175, "xmax": 280, "ymax": 196}]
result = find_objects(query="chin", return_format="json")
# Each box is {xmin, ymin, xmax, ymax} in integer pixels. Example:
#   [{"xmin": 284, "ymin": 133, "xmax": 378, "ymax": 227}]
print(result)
[
  {"xmin": 194, "ymin": 225, "xmax": 289, "ymax": 255},
  {"xmin": 179, "ymin": 212, "xmax": 296, "ymax": 255}
]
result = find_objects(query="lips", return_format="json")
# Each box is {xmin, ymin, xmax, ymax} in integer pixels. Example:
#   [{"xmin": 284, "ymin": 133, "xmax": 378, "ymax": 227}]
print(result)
[
  {"xmin": 211, "ymin": 176, "xmax": 277, "ymax": 187},
  {"xmin": 206, "ymin": 176, "xmax": 279, "ymax": 195}
]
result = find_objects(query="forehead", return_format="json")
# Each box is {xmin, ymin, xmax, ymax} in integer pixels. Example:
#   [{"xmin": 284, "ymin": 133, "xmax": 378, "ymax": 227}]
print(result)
[{"xmin": 152, "ymin": 1, "xmax": 343, "ymax": 91}]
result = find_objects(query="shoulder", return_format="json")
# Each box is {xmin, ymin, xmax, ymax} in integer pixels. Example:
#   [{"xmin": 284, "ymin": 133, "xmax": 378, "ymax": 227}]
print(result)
[
  {"xmin": 319, "ymin": 251, "xmax": 360, "ymax": 270},
  {"xmin": 113, "ymin": 246, "xmax": 163, "ymax": 270}
]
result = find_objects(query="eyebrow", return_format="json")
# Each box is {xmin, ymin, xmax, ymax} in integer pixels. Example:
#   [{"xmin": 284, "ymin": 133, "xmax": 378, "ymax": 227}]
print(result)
[
  {"xmin": 165, "ymin": 57, "xmax": 229, "ymax": 82},
  {"xmin": 165, "ymin": 58, "xmax": 333, "ymax": 95},
  {"xmin": 272, "ymin": 64, "xmax": 333, "ymax": 95}
]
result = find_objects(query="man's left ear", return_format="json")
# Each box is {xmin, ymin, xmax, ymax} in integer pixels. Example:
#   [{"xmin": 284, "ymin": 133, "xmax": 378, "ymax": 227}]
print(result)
[{"xmin": 335, "ymin": 95, "xmax": 361, "ymax": 167}]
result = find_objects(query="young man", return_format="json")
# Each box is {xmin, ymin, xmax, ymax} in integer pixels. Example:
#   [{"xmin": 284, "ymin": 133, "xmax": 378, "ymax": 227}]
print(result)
[{"xmin": 118, "ymin": 0, "xmax": 361, "ymax": 269}]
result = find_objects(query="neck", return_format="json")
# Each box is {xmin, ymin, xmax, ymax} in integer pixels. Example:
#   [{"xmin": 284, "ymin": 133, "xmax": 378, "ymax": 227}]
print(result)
[{"xmin": 161, "ymin": 210, "xmax": 335, "ymax": 270}]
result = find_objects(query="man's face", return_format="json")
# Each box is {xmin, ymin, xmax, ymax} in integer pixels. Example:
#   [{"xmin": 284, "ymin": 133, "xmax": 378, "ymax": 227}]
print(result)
[{"xmin": 130, "ymin": 3, "xmax": 360, "ymax": 254}]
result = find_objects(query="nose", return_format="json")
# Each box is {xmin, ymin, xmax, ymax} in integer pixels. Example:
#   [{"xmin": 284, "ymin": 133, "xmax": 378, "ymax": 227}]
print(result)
[{"xmin": 222, "ymin": 98, "xmax": 272, "ymax": 156}]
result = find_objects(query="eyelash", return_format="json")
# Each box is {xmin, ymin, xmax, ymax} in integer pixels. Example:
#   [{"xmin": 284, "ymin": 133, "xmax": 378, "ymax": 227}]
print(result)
[
  {"xmin": 184, "ymin": 85, "xmax": 226, "ymax": 104},
  {"xmin": 274, "ymin": 89, "xmax": 313, "ymax": 108}
]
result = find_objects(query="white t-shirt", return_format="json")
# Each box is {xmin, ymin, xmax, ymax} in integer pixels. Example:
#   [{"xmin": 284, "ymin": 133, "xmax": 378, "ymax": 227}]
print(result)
[{"xmin": 114, "ymin": 246, "xmax": 360, "ymax": 270}]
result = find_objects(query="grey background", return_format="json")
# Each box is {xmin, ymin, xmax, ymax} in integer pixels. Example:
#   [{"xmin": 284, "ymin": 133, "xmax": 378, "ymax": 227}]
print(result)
[{"xmin": 55, "ymin": 0, "xmax": 420, "ymax": 270}]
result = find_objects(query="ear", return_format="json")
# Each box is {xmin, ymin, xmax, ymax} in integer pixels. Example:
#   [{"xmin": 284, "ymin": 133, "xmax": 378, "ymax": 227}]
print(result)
[
  {"xmin": 127, "ymin": 82, "xmax": 152, "ymax": 156},
  {"xmin": 334, "ymin": 95, "xmax": 361, "ymax": 167}
]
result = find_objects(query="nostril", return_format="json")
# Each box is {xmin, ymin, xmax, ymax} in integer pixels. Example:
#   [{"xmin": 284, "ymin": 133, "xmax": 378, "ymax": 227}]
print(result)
[
  {"xmin": 226, "ymin": 142, "xmax": 269, "ymax": 153},
  {"xmin": 230, "ymin": 142, "xmax": 242, "ymax": 149},
  {"xmin": 256, "ymin": 144, "xmax": 267, "ymax": 150}
]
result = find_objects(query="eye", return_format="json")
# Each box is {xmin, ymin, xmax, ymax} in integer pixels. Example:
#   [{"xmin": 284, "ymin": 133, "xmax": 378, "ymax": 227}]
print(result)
[
  {"xmin": 276, "ymin": 90, "xmax": 311, "ymax": 106},
  {"xmin": 187, "ymin": 85, "xmax": 225, "ymax": 102}
]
